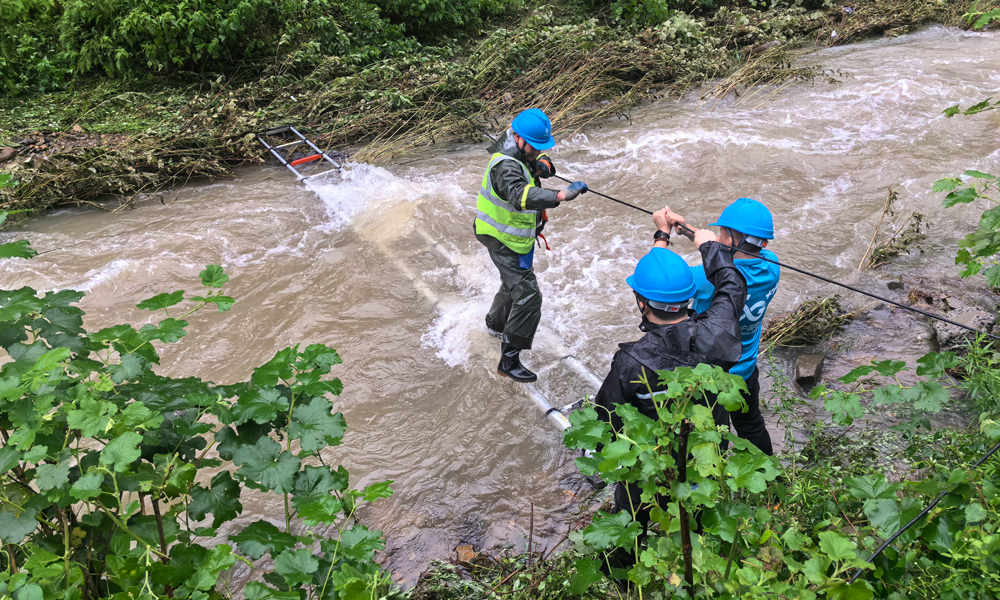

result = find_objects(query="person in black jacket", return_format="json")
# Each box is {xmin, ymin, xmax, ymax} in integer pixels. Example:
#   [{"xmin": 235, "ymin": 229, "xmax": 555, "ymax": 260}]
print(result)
[{"xmin": 595, "ymin": 224, "xmax": 747, "ymax": 530}]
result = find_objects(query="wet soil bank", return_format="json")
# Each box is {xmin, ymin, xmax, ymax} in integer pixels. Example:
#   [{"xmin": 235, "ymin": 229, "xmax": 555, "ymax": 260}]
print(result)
[{"xmin": 2, "ymin": 0, "xmax": 993, "ymax": 217}]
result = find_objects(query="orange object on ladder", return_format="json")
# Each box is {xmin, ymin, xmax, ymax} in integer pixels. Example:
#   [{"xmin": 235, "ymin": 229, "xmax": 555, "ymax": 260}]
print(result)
[{"xmin": 290, "ymin": 154, "xmax": 322, "ymax": 167}]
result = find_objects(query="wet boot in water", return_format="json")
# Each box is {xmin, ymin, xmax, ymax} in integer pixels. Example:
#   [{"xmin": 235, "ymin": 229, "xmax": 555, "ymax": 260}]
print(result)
[{"xmin": 497, "ymin": 344, "xmax": 537, "ymax": 382}]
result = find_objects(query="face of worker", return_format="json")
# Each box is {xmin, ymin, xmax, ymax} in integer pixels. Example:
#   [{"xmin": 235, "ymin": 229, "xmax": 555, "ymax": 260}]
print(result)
[{"xmin": 514, "ymin": 134, "xmax": 542, "ymax": 162}]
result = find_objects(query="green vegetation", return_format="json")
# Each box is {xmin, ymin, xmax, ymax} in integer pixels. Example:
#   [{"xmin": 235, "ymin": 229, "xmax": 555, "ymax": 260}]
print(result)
[
  {"xmin": 0, "ymin": 234, "xmax": 396, "ymax": 600},
  {"xmin": 558, "ymin": 350, "xmax": 1000, "ymax": 599},
  {"xmin": 4, "ymin": 0, "xmax": 994, "ymax": 217}
]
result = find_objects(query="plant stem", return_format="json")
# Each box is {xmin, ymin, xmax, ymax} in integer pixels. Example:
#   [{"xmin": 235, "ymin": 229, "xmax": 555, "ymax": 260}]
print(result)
[{"xmin": 677, "ymin": 420, "xmax": 695, "ymax": 598}]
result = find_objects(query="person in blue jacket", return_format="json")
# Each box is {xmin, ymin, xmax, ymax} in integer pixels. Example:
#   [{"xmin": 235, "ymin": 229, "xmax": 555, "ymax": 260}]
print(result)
[{"xmin": 653, "ymin": 199, "xmax": 779, "ymax": 455}]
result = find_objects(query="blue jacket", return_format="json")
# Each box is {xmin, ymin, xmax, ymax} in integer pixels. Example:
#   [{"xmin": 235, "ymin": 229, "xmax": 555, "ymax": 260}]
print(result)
[{"xmin": 691, "ymin": 249, "xmax": 780, "ymax": 379}]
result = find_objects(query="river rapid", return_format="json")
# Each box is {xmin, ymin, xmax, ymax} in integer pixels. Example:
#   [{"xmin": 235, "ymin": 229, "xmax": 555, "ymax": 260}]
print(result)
[{"xmin": 2, "ymin": 25, "xmax": 999, "ymax": 585}]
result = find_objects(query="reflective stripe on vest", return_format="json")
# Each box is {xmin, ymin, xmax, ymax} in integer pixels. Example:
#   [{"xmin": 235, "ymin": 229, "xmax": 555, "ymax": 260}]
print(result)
[{"xmin": 474, "ymin": 153, "xmax": 538, "ymax": 254}]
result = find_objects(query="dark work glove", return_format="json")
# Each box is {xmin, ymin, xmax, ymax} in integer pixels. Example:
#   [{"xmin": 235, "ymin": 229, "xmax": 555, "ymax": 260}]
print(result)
[
  {"xmin": 562, "ymin": 181, "xmax": 588, "ymax": 201},
  {"xmin": 533, "ymin": 154, "xmax": 556, "ymax": 179}
]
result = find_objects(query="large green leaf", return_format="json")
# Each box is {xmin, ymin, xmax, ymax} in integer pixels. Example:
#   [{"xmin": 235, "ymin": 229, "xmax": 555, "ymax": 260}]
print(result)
[
  {"xmin": 339, "ymin": 524, "xmax": 385, "ymax": 562},
  {"xmin": 71, "ymin": 472, "xmax": 106, "ymax": 500},
  {"xmin": 108, "ymin": 353, "xmax": 147, "ymax": 384},
  {"xmin": 138, "ymin": 318, "xmax": 188, "ymax": 343},
  {"xmin": 67, "ymin": 397, "xmax": 117, "ymax": 437},
  {"xmin": 0, "ymin": 240, "xmax": 37, "ymax": 260},
  {"xmin": 199, "ymin": 265, "xmax": 229, "ymax": 288},
  {"xmin": 915, "ymin": 351, "xmax": 958, "ymax": 378},
  {"xmin": 817, "ymin": 531, "xmax": 857, "ymax": 562},
  {"xmin": 0, "ymin": 446, "xmax": 21, "ymax": 475},
  {"xmin": 582, "ymin": 511, "xmax": 641, "ymax": 549},
  {"xmin": 943, "ymin": 187, "xmax": 980, "ymax": 207},
  {"xmin": 189, "ymin": 472, "xmax": 243, "ymax": 528},
  {"xmin": 251, "ymin": 347, "xmax": 297, "ymax": 387},
  {"xmin": 844, "ymin": 474, "xmax": 900, "ymax": 500},
  {"xmin": 289, "ymin": 397, "xmax": 347, "ymax": 452},
  {"xmin": 598, "ymin": 439, "xmax": 639, "ymax": 472},
  {"xmin": 184, "ymin": 544, "xmax": 237, "ymax": 591},
  {"xmin": 724, "ymin": 452, "xmax": 775, "ymax": 493},
  {"xmin": 297, "ymin": 344, "xmax": 342, "ymax": 371},
  {"xmin": 296, "ymin": 496, "xmax": 345, "ymax": 526},
  {"xmin": 232, "ymin": 388, "xmax": 289, "ymax": 426},
  {"xmin": 569, "ymin": 557, "xmax": 603, "ymax": 595},
  {"xmin": 294, "ymin": 465, "xmax": 349, "ymax": 498},
  {"xmin": 137, "ymin": 291, "xmax": 185, "ymax": 311},
  {"xmin": 865, "ymin": 497, "xmax": 924, "ymax": 544},
  {"xmin": 233, "ymin": 436, "xmax": 300, "ymax": 493},
  {"xmin": 230, "ymin": 520, "xmax": 299, "ymax": 560},
  {"xmin": 100, "ymin": 432, "xmax": 144, "ymax": 472},
  {"xmin": 902, "ymin": 381, "xmax": 949, "ymax": 412},
  {"xmin": 244, "ymin": 582, "xmax": 299, "ymax": 600},
  {"xmin": 35, "ymin": 460, "xmax": 70, "ymax": 491},
  {"xmin": 563, "ymin": 407, "xmax": 610, "ymax": 450},
  {"xmin": 0, "ymin": 508, "xmax": 37, "ymax": 545},
  {"xmin": 825, "ymin": 391, "xmax": 864, "ymax": 426},
  {"xmin": 273, "ymin": 549, "xmax": 319, "ymax": 586}
]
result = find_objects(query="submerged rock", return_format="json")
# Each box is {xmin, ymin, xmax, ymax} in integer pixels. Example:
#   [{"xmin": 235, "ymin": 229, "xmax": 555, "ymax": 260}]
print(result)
[
  {"xmin": 794, "ymin": 353, "xmax": 826, "ymax": 391},
  {"xmin": 933, "ymin": 308, "xmax": 996, "ymax": 352}
]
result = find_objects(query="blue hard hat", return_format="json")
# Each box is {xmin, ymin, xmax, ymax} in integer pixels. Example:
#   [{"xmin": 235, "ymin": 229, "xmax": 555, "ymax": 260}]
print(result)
[
  {"xmin": 626, "ymin": 248, "xmax": 697, "ymax": 303},
  {"xmin": 709, "ymin": 198, "xmax": 775, "ymax": 239},
  {"xmin": 511, "ymin": 108, "xmax": 555, "ymax": 150}
]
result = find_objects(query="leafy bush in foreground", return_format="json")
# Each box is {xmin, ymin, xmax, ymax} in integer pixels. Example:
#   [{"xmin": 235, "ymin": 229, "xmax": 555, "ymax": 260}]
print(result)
[
  {"xmin": 564, "ymin": 355, "xmax": 1000, "ymax": 598},
  {"xmin": 0, "ymin": 236, "xmax": 394, "ymax": 600}
]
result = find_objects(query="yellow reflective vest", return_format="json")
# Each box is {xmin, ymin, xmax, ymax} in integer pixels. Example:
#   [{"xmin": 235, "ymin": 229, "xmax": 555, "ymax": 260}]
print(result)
[{"xmin": 474, "ymin": 153, "xmax": 538, "ymax": 254}]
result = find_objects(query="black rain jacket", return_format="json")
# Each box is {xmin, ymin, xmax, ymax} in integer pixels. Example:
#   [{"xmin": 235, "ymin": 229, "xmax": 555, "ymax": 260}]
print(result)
[
  {"xmin": 487, "ymin": 129, "xmax": 561, "ymax": 213},
  {"xmin": 595, "ymin": 242, "xmax": 747, "ymax": 433}
]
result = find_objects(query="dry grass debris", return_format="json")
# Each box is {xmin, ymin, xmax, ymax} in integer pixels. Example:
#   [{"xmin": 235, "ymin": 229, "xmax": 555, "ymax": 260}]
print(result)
[{"xmin": 763, "ymin": 296, "xmax": 853, "ymax": 348}]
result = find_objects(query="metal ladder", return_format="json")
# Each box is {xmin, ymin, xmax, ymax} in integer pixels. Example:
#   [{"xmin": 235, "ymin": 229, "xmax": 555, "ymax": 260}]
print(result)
[{"xmin": 257, "ymin": 126, "xmax": 342, "ymax": 181}]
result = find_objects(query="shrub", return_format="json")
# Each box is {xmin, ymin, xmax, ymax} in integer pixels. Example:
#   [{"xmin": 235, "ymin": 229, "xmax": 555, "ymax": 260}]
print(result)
[
  {"xmin": 0, "ymin": 238, "xmax": 396, "ymax": 600},
  {"xmin": 0, "ymin": 0, "xmax": 403, "ymax": 94}
]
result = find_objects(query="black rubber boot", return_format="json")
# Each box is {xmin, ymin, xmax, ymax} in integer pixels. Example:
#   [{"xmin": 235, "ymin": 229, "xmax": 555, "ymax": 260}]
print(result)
[{"xmin": 497, "ymin": 344, "xmax": 537, "ymax": 383}]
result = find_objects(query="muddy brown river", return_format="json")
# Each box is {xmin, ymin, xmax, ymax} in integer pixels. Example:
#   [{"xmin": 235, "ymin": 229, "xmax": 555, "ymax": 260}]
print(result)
[{"xmin": 2, "ymin": 25, "xmax": 999, "ymax": 585}]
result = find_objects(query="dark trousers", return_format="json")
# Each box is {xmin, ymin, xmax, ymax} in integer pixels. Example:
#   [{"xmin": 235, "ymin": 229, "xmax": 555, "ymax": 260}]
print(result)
[
  {"xmin": 730, "ymin": 367, "xmax": 773, "ymax": 456},
  {"xmin": 476, "ymin": 233, "xmax": 541, "ymax": 350}
]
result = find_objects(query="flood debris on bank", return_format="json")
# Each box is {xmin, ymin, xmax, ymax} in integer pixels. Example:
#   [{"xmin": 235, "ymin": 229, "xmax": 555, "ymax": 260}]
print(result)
[
  {"xmin": 1, "ymin": 0, "xmax": 993, "ymax": 218},
  {"xmin": 762, "ymin": 295, "xmax": 853, "ymax": 348}
]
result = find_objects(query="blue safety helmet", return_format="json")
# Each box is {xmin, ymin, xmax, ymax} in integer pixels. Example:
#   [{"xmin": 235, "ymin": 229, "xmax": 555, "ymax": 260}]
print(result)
[
  {"xmin": 626, "ymin": 248, "xmax": 697, "ymax": 305},
  {"xmin": 709, "ymin": 198, "xmax": 775, "ymax": 240},
  {"xmin": 511, "ymin": 108, "xmax": 555, "ymax": 151}
]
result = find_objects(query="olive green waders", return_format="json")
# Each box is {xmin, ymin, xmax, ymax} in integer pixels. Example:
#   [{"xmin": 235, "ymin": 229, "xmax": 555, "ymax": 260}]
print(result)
[{"xmin": 476, "ymin": 233, "xmax": 541, "ymax": 350}]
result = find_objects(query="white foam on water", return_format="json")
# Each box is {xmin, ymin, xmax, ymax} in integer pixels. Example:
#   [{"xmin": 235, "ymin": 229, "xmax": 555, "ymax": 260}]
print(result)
[
  {"xmin": 307, "ymin": 162, "xmax": 466, "ymax": 231},
  {"xmin": 76, "ymin": 259, "xmax": 131, "ymax": 292}
]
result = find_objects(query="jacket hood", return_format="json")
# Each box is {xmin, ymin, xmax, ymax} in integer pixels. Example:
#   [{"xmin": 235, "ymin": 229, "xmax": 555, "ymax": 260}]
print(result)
[
  {"xmin": 488, "ymin": 128, "xmax": 529, "ymax": 162},
  {"xmin": 623, "ymin": 311, "xmax": 743, "ymax": 376}
]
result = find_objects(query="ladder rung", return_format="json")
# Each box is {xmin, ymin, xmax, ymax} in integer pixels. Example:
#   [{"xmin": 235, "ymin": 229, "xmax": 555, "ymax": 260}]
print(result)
[
  {"xmin": 274, "ymin": 140, "xmax": 306, "ymax": 149},
  {"xmin": 263, "ymin": 126, "xmax": 292, "ymax": 136}
]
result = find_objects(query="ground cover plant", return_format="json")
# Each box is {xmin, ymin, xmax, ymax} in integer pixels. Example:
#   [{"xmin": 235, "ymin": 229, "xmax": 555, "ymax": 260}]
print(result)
[{"xmin": 0, "ymin": 230, "xmax": 395, "ymax": 600}]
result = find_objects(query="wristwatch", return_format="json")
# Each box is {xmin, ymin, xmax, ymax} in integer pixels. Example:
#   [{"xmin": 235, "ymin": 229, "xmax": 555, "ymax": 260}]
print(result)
[{"xmin": 653, "ymin": 230, "xmax": 671, "ymax": 245}]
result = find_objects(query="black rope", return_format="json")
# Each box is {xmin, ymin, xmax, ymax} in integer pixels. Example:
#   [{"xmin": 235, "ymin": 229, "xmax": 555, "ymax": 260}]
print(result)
[
  {"xmin": 553, "ymin": 177, "xmax": 1000, "ymax": 343},
  {"xmin": 848, "ymin": 439, "xmax": 1000, "ymax": 583},
  {"xmin": 32, "ymin": 213, "xmax": 181, "ymax": 257},
  {"xmin": 440, "ymin": 100, "xmax": 999, "ymax": 342},
  {"xmin": 552, "ymin": 174, "xmax": 654, "ymax": 215}
]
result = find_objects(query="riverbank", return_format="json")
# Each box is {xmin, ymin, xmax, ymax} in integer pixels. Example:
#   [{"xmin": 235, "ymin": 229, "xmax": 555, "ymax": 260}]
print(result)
[{"xmin": 1, "ymin": 0, "xmax": 991, "ymax": 218}]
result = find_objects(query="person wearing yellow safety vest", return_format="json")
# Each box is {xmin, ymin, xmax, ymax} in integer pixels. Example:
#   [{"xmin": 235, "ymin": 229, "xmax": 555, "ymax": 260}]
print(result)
[{"xmin": 475, "ymin": 108, "xmax": 589, "ymax": 382}]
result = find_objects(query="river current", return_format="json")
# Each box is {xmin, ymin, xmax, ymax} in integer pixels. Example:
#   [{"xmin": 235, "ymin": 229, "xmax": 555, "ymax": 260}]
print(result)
[{"xmin": 2, "ymin": 25, "xmax": 999, "ymax": 585}]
